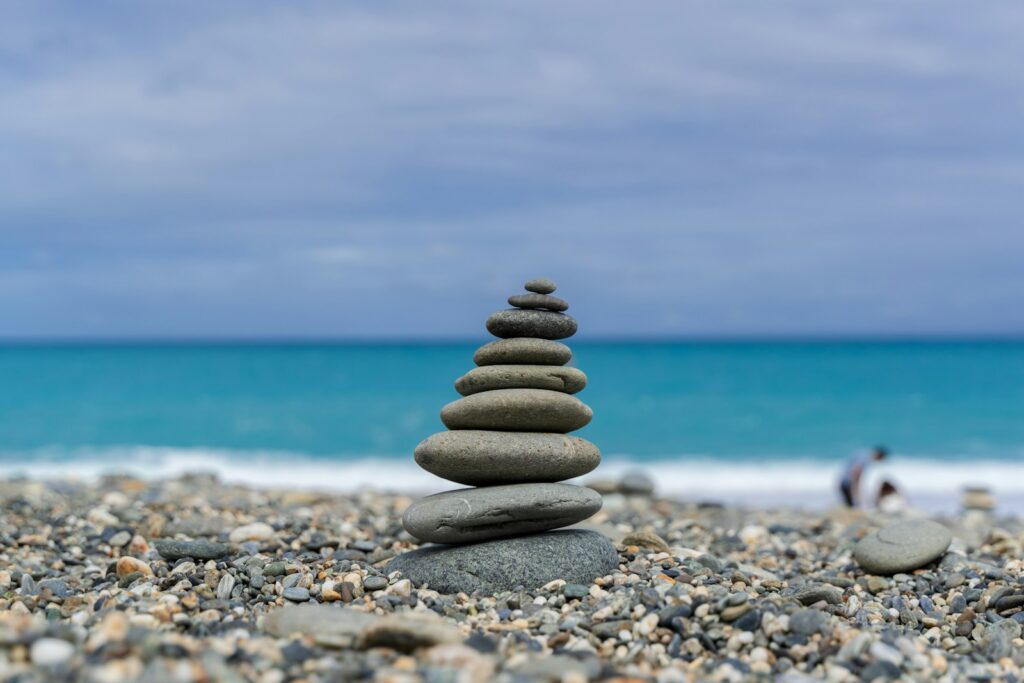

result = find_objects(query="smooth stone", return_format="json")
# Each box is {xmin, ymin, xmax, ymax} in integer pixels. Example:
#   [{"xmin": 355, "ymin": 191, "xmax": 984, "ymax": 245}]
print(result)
[
  {"xmin": 473, "ymin": 338, "xmax": 571, "ymax": 366},
  {"xmin": 402, "ymin": 483, "xmax": 602, "ymax": 544},
  {"xmin": 356, "ymin": 612, "xmax": 462, "ymax": 652},
  {"xmin": 388, "ymin": 529, "xmax": 617, "ymax": 594},
  {"xmin": 414, "ymin": 431, "xmax": 600, "ymax": 486},
  {"xmin": 486, "ymin": 309, "xmax": 577, "ymax": 340},
  {"xmin": 618, "ymin": 470, "xmax": 655, "ymax": 495},
  {"xmin": 853, "ymin": 520, "xmax": 952, "ymax": 575},
  {"xmin": 154, "ymin": 539, "xmax": 232, "ymax": 561},
  {"xmin": 789, "ymin": 609, "xmax": 831, "ymax": 636},
  {"xmin": 524, "ymin": 278, "xmax": 557, "ymax": 294},
  {"xmin": 30, "ymin": 638, "xmax": 75, "ymax": 667},
  {"xmin": 441, "ymin": 388, "xmax": 591, "ymax": 433},
  {"xmin": 229, "ymin": 522, "xmax": 275, "ymax": 543},
  {"xmin": 283, "ymin": 586, "xmax": 310, "ymax": 602},
  {"xmin": 508, "ymin": 293, "xmax": 569, "ymax": 312},
  {"xmin": 455, "ymin": 364, "xmax": 586, "ymax": 396}
]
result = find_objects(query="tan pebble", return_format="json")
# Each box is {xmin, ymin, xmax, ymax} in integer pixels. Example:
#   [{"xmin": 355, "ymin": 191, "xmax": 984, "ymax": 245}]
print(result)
[
  {"xmin": 128, "ymin": 535, "xmax": 149, "ymax": 554},
  {"xmin": 322, "ymin": 588, "xmax": 341, "ymax": 602},
  {"xmin": 393, "ymin": 656, "xmax": 417, "ymax": 671},
  {"xmin": 115, "ymin": 557, "xmax": 152, "ymax": 578}
]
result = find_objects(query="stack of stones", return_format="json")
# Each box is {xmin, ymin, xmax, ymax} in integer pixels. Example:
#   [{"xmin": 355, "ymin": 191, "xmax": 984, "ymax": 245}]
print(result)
[{"xmin": 390, "ymin": 278, "xmax": 618, "ymax": 594}]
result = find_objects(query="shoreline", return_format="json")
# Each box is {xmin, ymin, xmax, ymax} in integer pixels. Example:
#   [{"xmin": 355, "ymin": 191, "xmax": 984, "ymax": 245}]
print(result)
[{"xmin": 2, "ymin": 474, "xmax": 1023, "ymax": 681}]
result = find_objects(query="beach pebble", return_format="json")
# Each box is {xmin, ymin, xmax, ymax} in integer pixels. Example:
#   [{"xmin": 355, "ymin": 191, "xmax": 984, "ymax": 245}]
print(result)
[
  {"xmin": 473, "ymin": 338, "xmax": 572, "ymax": 366},
  {"xmin": 789, "ymin": 609, "xmax": 830, "ymax": 636},
  {"xmin": 357, "ymin": 612, "xmax": 462, "ymax": 653},
  {"xmin": 30, "ymin": 638, "xmax": 75, "ymax": 667},
  {"xmin": 389, "ymin": 529, "xmax": 618, "ymax": 594},
  {"xmin": 263, "ymin": 604, "xmax": 378, "ymax": 647},
  {"xmin": 854, "ymin": 520, "xmax": 952, "ymax": 575},
  {"xmin": 454, "ymin": 365, "xmax": 586, "ymax": 396},
  {"xmin": 414, "ymin": 430, "xmax": 600, "ymax": 486},
  {"xmin": 618, "ymin": 470, "xmax": 655, "ymax": 496},
  {"xmin": 485, "ymin": 309, "xmax": 577, "ymax": 340},
  {"xmin": 508, "ymin": 293, "xmax": 569, "ymax": 311},
  {"xmin": 283, "ymin": 587, "xmax": 310, "ymax": 602},
  {"xmin": 402, "ymin": 483, "xmax": 602, "ymax": 544},
  {"xmin": 115, "ymin": 557, "xmax": 152, "ymax": 578},
  {"xmin": 441, "ymin": 388, "xmax": 592, "ymax": 433},
  {"xmin": 154, "ymin": 539, "xmax": 232, "ymax": 560},
  {"xmin": 229, "ymin": 522, "xmax": 275, "ymax": 543},
  {"xmin": 621, "ymin": 530, "xmax": 670, "ymax": 553},
  {"xmin": 524, "ymin": 278, "xmax": 557, "ymax": 294}
]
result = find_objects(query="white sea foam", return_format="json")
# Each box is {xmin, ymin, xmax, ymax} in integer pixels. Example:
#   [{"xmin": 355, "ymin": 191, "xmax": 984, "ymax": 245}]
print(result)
[{"xmin": 2, "ymin": 445, "xmax": 1023, "ymax": 513}]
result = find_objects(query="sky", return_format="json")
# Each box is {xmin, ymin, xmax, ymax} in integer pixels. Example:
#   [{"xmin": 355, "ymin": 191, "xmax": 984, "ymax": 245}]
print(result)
[{"xmin": 2, "ymin": 1, "xmax": 1023, "ymax": 339}]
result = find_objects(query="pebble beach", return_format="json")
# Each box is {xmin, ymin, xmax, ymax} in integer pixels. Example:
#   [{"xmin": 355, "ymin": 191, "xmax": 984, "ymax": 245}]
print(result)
[{"xmin": 2, "ymin": 473, "xmax": 1023, "ymax": 682}]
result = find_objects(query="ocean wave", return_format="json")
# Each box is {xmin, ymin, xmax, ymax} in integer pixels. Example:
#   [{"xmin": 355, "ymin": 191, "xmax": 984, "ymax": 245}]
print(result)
[{"xmin": 0, "ymin": 445, "xmax": 1020, "ymax": 512}]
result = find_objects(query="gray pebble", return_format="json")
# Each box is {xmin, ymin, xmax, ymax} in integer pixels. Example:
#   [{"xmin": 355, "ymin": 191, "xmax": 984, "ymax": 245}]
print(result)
[
  {"xmin": 402, "ymin": 483, "xmax": 602, "ymax": 544},
  {"xmin": 853, "ymin": 520, "xmax": 952, "ymax": 575},
  {"xmin": 414, "ymin": 430, "xmax": 600, "ymax": 486},
  {"xmin": 789, "ymin": 609, "xmax": 830, "ymax": 636},
  {"xmin": 363, "ymin": 576, "xmax": 388, "ymax": 592},
  {"xmin": 524, "ymin": 278, "xmax": 557, "ymax": 294},
  {"xmin": 473, "ymin": 338, "xmax": 572, "ymax": 366},
  {"xmin": 283, "ymin": 587, "xmax": 310, "ymax": 602},
  {"xmin": 508, "ymin": 293, "xmax": 568, "ymax": 312},
  {"xmin": 455, "ymin": 365, "xmax": 586, "ymax": 396},
  {"xmin": 154, "ymin": 539, "xmax": 232, "ymax": 561},
  {"xmin": 441, "ymin": 388, "xmax": 592, "ymax": 433},
  {"xmin": 486, "ymin": 309, "xmax": 577, "ymax": 340}
]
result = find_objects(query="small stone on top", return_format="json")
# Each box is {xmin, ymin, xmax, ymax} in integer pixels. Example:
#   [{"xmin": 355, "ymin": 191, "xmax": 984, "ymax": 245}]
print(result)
[{"xmin": 524, "ymin": 278, "xmax": 556, "ymax": 294}]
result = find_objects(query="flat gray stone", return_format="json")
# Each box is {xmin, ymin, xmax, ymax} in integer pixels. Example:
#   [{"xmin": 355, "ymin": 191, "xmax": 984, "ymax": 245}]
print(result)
[
  {"xmin": 508, "ymin": 293, "xmax": 569, "ymax": 312},
  {"xmin": 154, "ymin": 539, "xmax": 232, "ymax": 561},
  {"xmin": 441, "ymin": 388, "xmax": 591, "ymax": 432},
  {"xmin": 414, "ymin": 430, "xmax": 600, "ymax": 486},
  {"xmin": 388, "ymin": 529, "xmax": 617, "ymax": 594},
  {"xmin": 402, "ymin": 483, "xmax": 602, "ymax": 544},
  {"xmin": 473, "ymin": 338, "xmax": 571, "ymax": 366},
  {"xmin": 524, "ymin": 278, "xmax": 557, "ymax": 294},
  {"xmin": 262, "ymin": 604, "xmax": 378, "ymax": 647},
  {"xmin": 486, "ymin": 309, "xmax": 577, "ymax": 340},
  {"xmin": 455, "ymin": 365, "xmax": 586, "ymax": 396},
  {"xmin": 853, "ymin": 520, "xmax": 952, "ymax": 575}
]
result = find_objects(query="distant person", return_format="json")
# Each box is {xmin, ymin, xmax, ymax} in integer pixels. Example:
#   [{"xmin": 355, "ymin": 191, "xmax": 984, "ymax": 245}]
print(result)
[
  {"xmin": 839, "ymin": 445, "xmax": 888, "ymax": 507},
  {"xmin": 875, "ymin": 479, "xmax": 907, "ymax": 513}
]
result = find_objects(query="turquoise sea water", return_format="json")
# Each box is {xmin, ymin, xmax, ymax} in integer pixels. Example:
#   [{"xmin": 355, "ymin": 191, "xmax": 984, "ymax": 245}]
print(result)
[{"xmin": 1, "ymin": 341, "xmax": 1022, "ymax": 507}]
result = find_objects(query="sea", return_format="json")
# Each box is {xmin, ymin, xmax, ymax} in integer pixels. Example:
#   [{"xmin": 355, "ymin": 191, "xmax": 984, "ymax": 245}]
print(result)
[{"xmin": 1, "ymin": 340, "xmax": 1022, "ymax": 512}]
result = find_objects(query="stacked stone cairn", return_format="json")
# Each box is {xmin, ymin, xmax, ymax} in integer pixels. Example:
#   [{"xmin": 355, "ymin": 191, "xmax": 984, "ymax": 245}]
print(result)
[{"xmin": 390, "ymin": 278, "xmax": 618, "ymax": 594}]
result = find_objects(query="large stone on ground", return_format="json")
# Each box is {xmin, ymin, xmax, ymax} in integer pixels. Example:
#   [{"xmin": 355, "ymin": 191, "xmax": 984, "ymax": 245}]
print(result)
[
  {"xmin": 486, "ymin": 309, "xmax": 577, "ymax": 340},
  {"xmin": 441, "ymin": 388, "xmax": 591, "ymax": 432},
  {"xmin": 388, "ymin": 529, "xmax": 617, "ymax": 594},
  {"xmin": 473, "ymin": 338, "xmax": 571, "ymax": 366},
  {"xmin": 154, "ymin": 539, "xmax": 231, "ymax": 561},
  {"xmin": 402, "ymin": 483, "xmax": 602, "ymax": 544},
  {"xmin": 853, "ymin": 519, "xmax": 952, "ymax": 575},
  {"xmin": 508, "ymin": 293, "xmax": 569, "ymax": 312},
  {"xmin": 414, "ymin": 431, "xmax": 600, "ymax": 486},
  {"xmin": 455, "ymin": 365, "xmax": 586, "ymax": 396},
  {"xmin": 524, "ymin": 278, "xmax": 557, "ymax": 294}
]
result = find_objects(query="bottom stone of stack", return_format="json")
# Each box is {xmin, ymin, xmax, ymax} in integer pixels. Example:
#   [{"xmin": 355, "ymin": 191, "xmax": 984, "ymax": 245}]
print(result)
[{"xmin": 388, "ymin": 529, "xmax": 618, "ymax": 594}]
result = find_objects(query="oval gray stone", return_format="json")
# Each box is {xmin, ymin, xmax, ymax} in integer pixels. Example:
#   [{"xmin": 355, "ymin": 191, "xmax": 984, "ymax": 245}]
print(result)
[
  {"xmin": 853, "ymin": 520, "xmax": 952, "ymax": 575},
  {"xmin": 389, "ymin": 529, "xmax": 616, "ymax": 594},
  {"xmin": 455, "ymin": 365, "xmax": 586, "ymax": 396},
  {"xmin": 524, "ymin": 278, "xmax": 557, "ymax": 294},
  {"xmin": 508, "ymin": 293, "xmax": 569, "ymax": 312},
  {"xmin": 486, "ymin": 309, "xmax": 577, "ymax": 340},
  {"xmin": 441, "ymin": 388, "xmax": 592, "ymax": 432},
  {"xmin": 414, "ymin": 430, "xmax": 600, "ymax": 485},
  {"xmin": 473, "ymin": 338, "xmax": 571, "ymax": 366},
  {"xmin": 402, "ymin": 483, "xmax": 602, "ymax": 544}
]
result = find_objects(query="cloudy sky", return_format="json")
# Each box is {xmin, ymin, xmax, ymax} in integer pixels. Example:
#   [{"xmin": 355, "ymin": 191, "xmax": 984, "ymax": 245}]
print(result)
[{"xmin": 2, "ymin": 1, "xmax": 1023, "ymax": 339}]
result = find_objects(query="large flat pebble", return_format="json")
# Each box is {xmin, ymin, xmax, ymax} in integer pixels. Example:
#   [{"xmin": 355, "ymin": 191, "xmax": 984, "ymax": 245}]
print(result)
[
  {"xmin": 402, "ymin": 483, "xmax": 602, "ymax": 544},
  {"xmin": 853, "ymin": 520, "xmax": 952, "ymax": 575},
  {"xmin": 473, "ymin": 338, "xmax": 571, "ymax": 366},
  {"xmin": 486, "ymin": 309, "xmax": 577, "ymax": 340},
  {"xmin": 388, "ymin": 529, "xmax": 617, "ymax": 594},
  {"xmin": 414, "ymin": 430, "xmax": 600, "ymax": 485},
  {"xmin": 441, "ymin": 388, "xmax": 591, "ymax": 432},
  {"xmin": 454, "ymin": 365, "xmax": 586, "ymax": 395}
]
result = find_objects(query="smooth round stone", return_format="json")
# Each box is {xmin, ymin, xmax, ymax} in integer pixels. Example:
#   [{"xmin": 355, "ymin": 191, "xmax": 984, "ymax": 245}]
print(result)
[
  {"xmin": 853, "ymin": 520, "xmax": 952, "ymax": 575},
  {"xmin": 486, "ymin": 309, "xmax": 577, "ymax": 340},
  {"xmin": 402, "ymin": 483, "xmax": 602, "ymax": 544},
  {"xmin": 508, "ymin": 293, "xmax": 569, "ymax": 312},
  {"xmin": 455, "ymin": 365, "xmax": 586, "ymax": 396},
  {"xmin": 389, "ymin": 529, "xmax": 616, "ymax": 594},
  {"xmin": 524, "ymin": 278, "xmax": 557, "ymax": 294},
  {"xmin": 441, "ymin": 388, "xmax": 592, "ymax": 432},
  {"xmin": 473, "ymin": 338, "xmax": 571, "ymax": 366},
  {"xmin": 414, "ymin": 430, "xmax": 600, "ymax": 485}
]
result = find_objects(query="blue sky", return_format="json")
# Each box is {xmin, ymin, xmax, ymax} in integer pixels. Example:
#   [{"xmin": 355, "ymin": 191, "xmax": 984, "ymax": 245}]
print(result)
[{"xmin": 2, "ymin": 1, "xmax": 1023, "ymax": 339}]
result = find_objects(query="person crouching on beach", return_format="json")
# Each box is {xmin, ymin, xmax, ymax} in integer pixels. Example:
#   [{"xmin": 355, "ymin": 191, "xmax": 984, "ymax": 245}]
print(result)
[{"xmin": 839, "ymin": 445, "xmax": 888, "ymax": 507}]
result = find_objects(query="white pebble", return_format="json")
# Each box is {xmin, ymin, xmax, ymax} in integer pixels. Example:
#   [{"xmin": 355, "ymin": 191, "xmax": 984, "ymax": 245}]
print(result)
[{"xmin": 30, "ymin": 638, "xmax": 74, "ymax": 666}]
